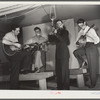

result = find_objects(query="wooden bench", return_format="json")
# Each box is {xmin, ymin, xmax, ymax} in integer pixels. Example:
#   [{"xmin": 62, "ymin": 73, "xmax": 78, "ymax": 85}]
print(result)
[
  {"xmin": 0, "ymin": 65, "xmax": 86, "ymax": 89},
  {"xmin": 0, "ymin": 71, "xmax": 54, "ymax": 90},
  {"xmin": 19, "ymin": 72, "xmax": 54, "ymax": 90},
  {"xmin": 70, "ymin": 68, "xmax": 87, "ymax": 88}
]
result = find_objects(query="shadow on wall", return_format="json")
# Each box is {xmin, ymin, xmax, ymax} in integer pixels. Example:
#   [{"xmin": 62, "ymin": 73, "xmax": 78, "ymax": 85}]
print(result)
[
  {"xmin": 64, "ymin": 18, "xmax": 79, "ymax": 69},
  {"xmin": 0, "ymin": 40, "xmax": 9, "ymax": 63},
  {"xmin": 11, "ymin": 15, "xmax": 25, "ymax": 44},
  {"xmin": 41, "ymin": 13, "xmax": 51, "ymax": 24},
  {"xmin": 42, "ymin": 22, "xmax": 56, "ymax": 70},
  {"xmin": 0, "ymin": 41, "xmax": 10, "ymax": 79},
  {"xmin": 0, "ymin": 22, "xmax": 12, "ymax": 40},
  {"xmin": 41, "ymin": 14, "xmax": 55, "ymax": 69},
  {"xmin": 11, "ymin": 15, "xmax": 25, "ymax": 27}
]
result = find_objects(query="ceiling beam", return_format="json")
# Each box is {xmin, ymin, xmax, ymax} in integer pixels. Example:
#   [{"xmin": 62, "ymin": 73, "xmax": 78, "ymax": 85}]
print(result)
[{"xmin": 0, "ymin": 4, "xmax": 42, "ymax": 17}]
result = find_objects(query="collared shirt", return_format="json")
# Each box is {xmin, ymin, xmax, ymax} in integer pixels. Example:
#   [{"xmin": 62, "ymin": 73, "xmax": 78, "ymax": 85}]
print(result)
[
  {"xmin": 2, "ymin": 32, "xmax": 18, "ymax": 44},
  {"xmin": 26, "ymin": 35, "xmax": 47, "ymax": 44},
  {"xmin": 77, "ymin": 26, "xmax": 100, "ymax": 44}
]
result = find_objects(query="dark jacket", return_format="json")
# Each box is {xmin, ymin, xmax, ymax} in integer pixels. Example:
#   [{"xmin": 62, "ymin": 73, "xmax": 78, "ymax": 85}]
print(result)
[{"xmin": 48, "ymin": 27, "xmax": 70, "ymax": 59}]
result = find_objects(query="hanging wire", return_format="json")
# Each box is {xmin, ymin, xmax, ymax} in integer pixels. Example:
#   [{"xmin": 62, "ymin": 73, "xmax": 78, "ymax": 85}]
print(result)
[
  {"xmin": 7, "ymin": 5, "xmax": 41, "ymax": 19},
  {"xmin": 42, "ymin": 4, "xmax": 57, "ymax": 21},
  {"xmin": 0, "ymin": 4, "xmax": 26, "ymax": 13},
  {"xmin": 0, "ymin": 4, "xmax": 42, "ymax": 22},
  {"xmin": 41, "ymin": 5, "xmax": 50, "ymax": 20}
]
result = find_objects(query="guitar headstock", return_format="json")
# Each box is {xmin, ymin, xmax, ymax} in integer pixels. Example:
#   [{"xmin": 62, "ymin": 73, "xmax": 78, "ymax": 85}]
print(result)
[{"xmin": 90, "ymin": 24, "xmax": 95, "ymax": 28}]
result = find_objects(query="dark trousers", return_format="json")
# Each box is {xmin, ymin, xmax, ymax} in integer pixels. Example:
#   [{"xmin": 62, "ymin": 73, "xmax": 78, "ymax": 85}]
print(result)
[
  {"xmin": 85, "ymin": 43, "xmax": 99, "ymax": 87},
  {"xmin": 6, "ymin": 50, "xmax": 32, "ymax": 89},
  {"xmin": 56, "ymin": 48, "xmax": 70, "ymax": 90},
  {"xmin": 73, "ymin": 47, "xmax": 86, "ymax": 67},
  {"xmin": 73, "ymin": 42, "xmax": 99, "ymax": 87},
  {"xmin": 41, "ymin": 51, "xmax": 46, "ymax": 71}
]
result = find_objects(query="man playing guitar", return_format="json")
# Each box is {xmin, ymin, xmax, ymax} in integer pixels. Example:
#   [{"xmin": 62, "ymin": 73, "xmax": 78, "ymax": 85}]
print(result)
[
  {"xmin": 25, "ymin": 27, "xmax": 48, "ymax": 73},
  {"xmin": 73, "ymin": 19, "xmax": 100, "ymax": 88},
  {"xmin": 2, "ymin": 25, "xmax": 32, "ymax": 89}
]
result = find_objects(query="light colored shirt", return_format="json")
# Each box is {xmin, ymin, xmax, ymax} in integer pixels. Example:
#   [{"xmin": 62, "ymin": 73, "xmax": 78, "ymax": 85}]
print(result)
[
  {"xmin": 26, "ymin": 35, "xmax": 47, "ymax": 44},
  {"xmin": 2, "ymin": 32, "xmax": 18, "ymax": 44},
  {"xmin": 25, "ymin": 35, "xmax": 47, "ymax": 70},
  {"xmin": 77, "ymin": 26, "xmax": 100, "ymax": 44}
]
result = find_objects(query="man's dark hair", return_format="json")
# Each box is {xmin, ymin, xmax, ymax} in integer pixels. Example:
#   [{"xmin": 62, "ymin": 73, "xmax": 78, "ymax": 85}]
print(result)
[
  {"xmin": 55, "ymin": 19, "xmax": 63, "ymax": 24},
  {"xmin": 34, "ymin": 27, "xmax": 41, "ymax": 31},
  {"xmin": 11, "ymin": 24, "xmax": 19, "ymax": 30},
  {"xmin": 77, "ymin": 19, "xmax": 85, "ymax": 24}
]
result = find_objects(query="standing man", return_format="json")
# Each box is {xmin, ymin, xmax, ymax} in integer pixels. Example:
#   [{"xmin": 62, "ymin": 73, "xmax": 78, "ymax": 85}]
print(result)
[
  {"xmin": 48, "ymin": 19, "xmax": 70, "ymax": 90},
  {"xmin": 25, "ymin": 27, "xmax": 48, "ymax": 72},
  {"xmin": 2, "ymin": 25, "xmax": 32, "ymax": 89},
  {"xmin": 73, "ymin": 19, "xmax": 100, "ymax": 88}
]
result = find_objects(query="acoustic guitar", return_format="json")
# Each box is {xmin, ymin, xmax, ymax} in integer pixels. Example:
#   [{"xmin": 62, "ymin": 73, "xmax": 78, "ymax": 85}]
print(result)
[
  {"xmin": 2, "ymin": 41, "xmax": 49, "ymax": 56},
  {"xmin": 76, "ymin": 24, "xmax": 95, "ymax": 47},
  {"xmin": 2, "ymin": 43, "xmax": 28, "ymax": 56}
]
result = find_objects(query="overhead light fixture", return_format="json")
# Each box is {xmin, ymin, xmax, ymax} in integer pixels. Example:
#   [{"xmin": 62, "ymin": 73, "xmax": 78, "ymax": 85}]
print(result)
[{"xmin": 50, "ymin": 5, "xmax": 56, "ymax": 27}]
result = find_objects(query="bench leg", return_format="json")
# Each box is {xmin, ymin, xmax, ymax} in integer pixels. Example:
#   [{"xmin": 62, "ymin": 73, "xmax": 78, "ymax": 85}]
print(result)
[
  {"xmin": 77, "ymin": 74, "xmax": 85, "ymax": 88},
  {"xmin": 39, "ymin": 79, "xmax": 47, "ymax": 90}
]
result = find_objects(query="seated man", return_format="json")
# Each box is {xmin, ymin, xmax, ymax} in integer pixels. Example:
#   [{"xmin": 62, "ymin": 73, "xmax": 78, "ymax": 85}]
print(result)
[
  {"xmin": 2, "ymin": 25, "xmax": 32, "ymax": 89},
  {"xmin": 25, "ymin": 27, "xmax": 48, "ymax": 72}
]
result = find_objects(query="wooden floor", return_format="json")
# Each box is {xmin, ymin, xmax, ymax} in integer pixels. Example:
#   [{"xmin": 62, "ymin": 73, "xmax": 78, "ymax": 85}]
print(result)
[{"xmin": 0, "ymin": 75, "xmax": 100, "ymax": 90}]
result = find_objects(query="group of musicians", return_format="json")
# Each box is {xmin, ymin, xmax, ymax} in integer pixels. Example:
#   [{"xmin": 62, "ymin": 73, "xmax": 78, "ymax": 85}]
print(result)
[{"xmin": 2, "ymin": 18, "xmax": 100, "ymax": 90}]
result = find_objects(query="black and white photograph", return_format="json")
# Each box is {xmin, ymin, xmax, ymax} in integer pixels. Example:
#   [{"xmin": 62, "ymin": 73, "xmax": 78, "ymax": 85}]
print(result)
[{"xmin": 0, "ymin": 1, "xmax": 100, "ymax": 99}]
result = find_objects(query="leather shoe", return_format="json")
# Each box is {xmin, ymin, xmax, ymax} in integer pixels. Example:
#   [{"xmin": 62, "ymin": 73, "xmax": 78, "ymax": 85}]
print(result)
[
  {"xmin": 20, "ymin": 70, "xmax": 30, "ymax": 74},
  {"xmin": 85, "ymin": 82, "xmax": 95, "ymax": 88}
]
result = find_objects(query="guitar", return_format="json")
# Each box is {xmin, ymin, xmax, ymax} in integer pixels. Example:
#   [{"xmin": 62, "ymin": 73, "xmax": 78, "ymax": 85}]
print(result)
[
  {"xmin": 2, "ymin": 43, "xmax": 28, "ymax": 56},
  {"xmin": 76, "ymin": 24, "xmax": 95, "ymax": 47},
  {"xmin": 2, "ymin": 40, "xmax": 49, "ymax": 56},
  {"xmin": 30, "ymin": 41, "xmax": 49, "ymax": 51}
]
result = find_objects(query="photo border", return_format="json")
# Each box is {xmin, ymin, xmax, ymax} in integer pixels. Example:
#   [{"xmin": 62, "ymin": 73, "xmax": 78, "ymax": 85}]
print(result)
[{"xmin": 0, "ymin": 0, "xmax": 100, "ymax": 99}]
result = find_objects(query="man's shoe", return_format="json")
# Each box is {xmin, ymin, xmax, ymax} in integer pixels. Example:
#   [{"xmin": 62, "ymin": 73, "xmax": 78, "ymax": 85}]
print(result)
[
  {"xmin": 85, "ymin": 84, "xmax": 95, "ymax": 88},
  {"xmin": 20, "ymin": 70, "xmax": 30, "ymax": 74},
  {"xmin": 30, "ymin": 68, "xmax": 40, "ymax": 73},
  {"xmin": 34, "ymin": 68, "xmax": 40, "ymax": 73},
  {"xmin": 81, "ymin": 61, "xmax": 88, "ymax": 69},
  {"xmin": 85, "ymin": 81, "xmax": 95, "ymax": 88}
]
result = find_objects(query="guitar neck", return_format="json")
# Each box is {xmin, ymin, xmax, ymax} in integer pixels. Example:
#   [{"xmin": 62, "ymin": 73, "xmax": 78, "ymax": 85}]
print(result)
[{"xmin": 84, "ymin": 24, "xmax": 95, "ymax": 36}]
